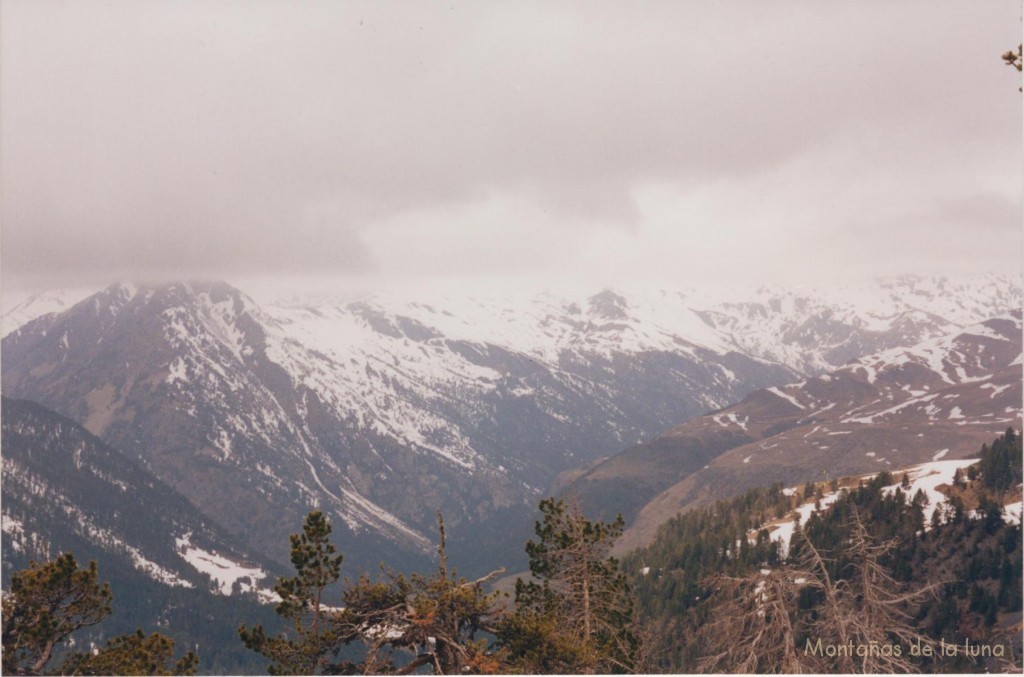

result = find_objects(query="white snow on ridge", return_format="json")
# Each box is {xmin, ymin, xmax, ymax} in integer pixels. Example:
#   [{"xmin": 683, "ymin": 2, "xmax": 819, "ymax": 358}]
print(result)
[
  {"xmin": 166, "ymin": 357, "xmax": 187, "ymax": 384},
  {"xmin": 769, "ymin": 490, "xmax": 843, "ymax": 556},
  {"xmin": 981, "ymin": 383, "xmax": 1012, "ymax": 398},
  {"xmin": 1, "ymin": 513, "xmax": 28, "ymax": 553},
  {"xmin": 842, "ymin": 393, "xmax": 939, "ymax": 425},
  {"xmin": 338, "ymin": 485, "xmax": 432, "ymax": 550},
  {"xmin": 847, "ymin": 313, "xmax": 1022, "ymax": 392},
  {"xmin": 4, "ymin": 461, "xmax": 193, "ymax": 589},
  {"xmin": 959, "ymin": 323, "xmax": 1015, "ymax": 342},
  {"xmin": 257, "ymin": 275, "xmax": 1022, "ymax": 378},
  {"xmin": 726, "ymin": 412, "xmax": 749, "ymax": 431},
  {"xmin": 766, "ymin": 387, "xmax": 806, "ymax": 410},
  {"xmin": 2, "ymin": 288, "xmax": 95, "ymax": 335}
]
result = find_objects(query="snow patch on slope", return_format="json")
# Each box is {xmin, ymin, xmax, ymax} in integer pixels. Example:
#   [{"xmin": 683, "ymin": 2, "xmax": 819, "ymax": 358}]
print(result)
[
  {"xmin": 764, "ymin": 459, "xmax": 980, "ymax": 556},
  {"xmin": 766, "ymin": 387, "xmax": 806, "ymax": 410},
  {"xmin": 175, "ymin": 533, "xmax": 273, "ymax": 600}
]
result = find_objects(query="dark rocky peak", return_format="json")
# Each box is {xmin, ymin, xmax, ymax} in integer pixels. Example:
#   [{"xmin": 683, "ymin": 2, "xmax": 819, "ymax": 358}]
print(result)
[
  {"xmin": 51, "ymin": 280, "xmax": 254, "ymax": 325},
  {"xmin": 587, "ymin": 289, "xmax": 630, "ymax": 320},
  {"xmin": 347, "ymin": 302, "xmax": 404, "ymax": 338},
  {"xmin": 979, "ymin": 310, "xmax": 1023, "ymax": 338},
  {"xmin": 139, "ymin": 280, "xmax": 253, "ymax": 314},
  {"xmin": 1, "ymin": 279, "xmax": 267, "ymax": 397}
]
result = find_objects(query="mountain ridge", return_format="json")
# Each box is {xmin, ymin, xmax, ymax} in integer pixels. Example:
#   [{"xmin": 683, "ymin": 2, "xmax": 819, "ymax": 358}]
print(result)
[
  {"xmin": 3, "ymin": 274, "xmax": 1020, "ymax": 577},
  {"xmin": 576, "ymin": 311, "xmax": 1024, "ymax": 555}
]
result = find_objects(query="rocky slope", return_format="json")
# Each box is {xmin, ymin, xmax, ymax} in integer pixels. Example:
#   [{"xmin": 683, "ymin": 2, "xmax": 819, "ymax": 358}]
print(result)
[
  {"xmin": 0, "ymin": 282, "xmax": 793, "ymax": 573},
  {"xmin": 1, "ymin": 396, "xmax": 283, "ymax": 672},
  {"xmin": 1, "ymin": 396, "xmax": 280, "ymax": 596},
  {"xmin": 575, "ymin": 312, "xmax": 1024, "ymax": 555}
]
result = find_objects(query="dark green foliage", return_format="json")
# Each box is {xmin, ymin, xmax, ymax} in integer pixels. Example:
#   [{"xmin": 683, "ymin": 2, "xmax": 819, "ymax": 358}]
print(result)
[
  {"xmin": 61, "ymin": 629, "xmax": 199, "ymax": 676},
  {"xmin": 1003, "ymin": 43, "xmax": 1022, "ymax": 90},
  {"xmin": 623, "ymin": 483, "xmax": 792, "ymax": 669},
  {"xmin": 1004, "ymin": 44, "xmax": 1023, "ymax": 71},
  {"xmin": 240, "ymin": 510, "xmax": 509, "ymax": 674},
  {"xmin": 627, "ymin": 431, "xmax": 1024, "ymax": 672},
  {"xmin": 978, "ymin": 427, "xmax": 1022, "ymax": 493},
  {"xmin": 802, "ymin": 480, "xmax": 816, "ymax": 500},
  {"xmin": 1, "ymin": 553, "xmax": 199, "ymax": 676},
  {"xmin": 238, "ymin": 511, "xmax": 348, "ymax": 675},
  {"xmin": 337, "ymin": 512, "xmax": 508, "ymax": 674},
  {"xmin": 2, "ymin": 553, "xmax": 112, "ymax": 675},
  {"xmin": 501, "ymin": 497, "xmax": 642, "ymax": 673},
  {"xmin": 279, "ymin": 512, "xmax": 344, "ymax": 619}
]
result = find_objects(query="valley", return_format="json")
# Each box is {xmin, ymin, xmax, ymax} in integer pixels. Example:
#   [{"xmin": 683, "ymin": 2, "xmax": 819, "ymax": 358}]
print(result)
[{"xmin": 2, "ymin": 274, "xmax": 1021, "ymax": 672}]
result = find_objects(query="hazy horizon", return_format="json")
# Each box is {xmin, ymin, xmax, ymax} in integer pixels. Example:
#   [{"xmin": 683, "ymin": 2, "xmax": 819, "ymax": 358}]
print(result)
[{"xmin": 4, "ymin": 270, "xmax": 1021, "ymax": 316}]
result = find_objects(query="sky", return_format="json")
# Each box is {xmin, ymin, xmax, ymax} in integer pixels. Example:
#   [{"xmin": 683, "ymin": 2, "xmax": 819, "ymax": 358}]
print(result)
[{"xmin": 1, "ymin": 1, "xmax": 1021, "ymax": 297}]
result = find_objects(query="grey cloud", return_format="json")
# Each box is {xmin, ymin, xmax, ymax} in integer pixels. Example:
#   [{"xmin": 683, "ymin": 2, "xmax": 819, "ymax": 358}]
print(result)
[
  {"xmin": 936, "ymin": 193, "xmax": 1022, "ymax": 232},
  {"xmin": 1, "ymin": 0, "xmax": 1020, "ymax": 292}
]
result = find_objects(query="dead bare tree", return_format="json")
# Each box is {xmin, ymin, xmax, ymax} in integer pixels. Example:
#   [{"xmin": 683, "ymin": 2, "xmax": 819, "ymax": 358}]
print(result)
[
  {"xmin": 697, "ymin": 567, "xmax": 820, "ymax": 673},
  {"xmin": 697, "ymin": 510, "xmax": 942, "ymax": 674},
  {"xmin": 794, "ymin": 509, "xmax": 940, "ymax": 673}
]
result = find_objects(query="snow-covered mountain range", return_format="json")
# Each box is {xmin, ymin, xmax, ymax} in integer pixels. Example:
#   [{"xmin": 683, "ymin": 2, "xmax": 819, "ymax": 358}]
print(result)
[
  {"xmin": 592, "ymin": 311, "xmax": 1023, "ymax": 555},
  {"xmin": 2, "ymin": 274, "xmax": 1020, "ymax": 579}
]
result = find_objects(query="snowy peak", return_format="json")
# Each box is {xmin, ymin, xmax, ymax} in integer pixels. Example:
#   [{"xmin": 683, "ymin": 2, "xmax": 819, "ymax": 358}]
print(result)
[
  {"xmin": 1, "ymin": 288, "xmax": 94, "ymax": 335},
  {"xmin": 3, "ymin": 274, "xmax": 1020, "ymax": 576},
  {"xmin": 2, "ymin": 281, "xmax": 437, "ymax": 569},
  {"xmin": 264, "ymin": 274, "xmax": 1023, "ymax": 376},
  {"xmin": 2, "ymin": 279, "xmax": 803, "ymax": 572},
  {"xmin": 691, "ymin": 288, "xmax": 980, "ymax": 375},
  {"xmin": 844, "ymin": 313, "xmax": 1023, "ymax": 389}
]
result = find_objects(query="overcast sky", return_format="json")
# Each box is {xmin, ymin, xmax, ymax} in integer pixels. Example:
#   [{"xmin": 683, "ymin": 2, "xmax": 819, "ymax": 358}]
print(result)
[{"xmin": 2, "ymin": 1, "xmax": 1021, "ymax": 296}]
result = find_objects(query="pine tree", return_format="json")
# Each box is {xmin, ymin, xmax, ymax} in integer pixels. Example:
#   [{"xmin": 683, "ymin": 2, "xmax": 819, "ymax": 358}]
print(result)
[
  {"xmin": 696, "ymin": 567, "xmax": 813, "ymax": 673},
  {"xmin": 238, "ymin": 510, "xmax": 350, "ymax": 675},
  {"xmin": 799, "ymin": 511, "xmax": 938, "ymax": 673},
  {"xmin": 60, "ymin": 629, "xmax": 199, "ymax": 675},
  {"xmin": 699, "ymin": 513, "xmax": 938, "ymax": 673},
  {"xmin": 341, "ymin": 512, "xmax": 508, "ymax": 674},
  {"xmin": 979, "ymin": 428, "xmax": 1022, "ymax": 493},
  {"xmin": 2, "ymin": 553, "xmax": 112, "ymax": 675},
  {"xmin": 241, "ymin": 510, "xmax": 508, "ymax": 675},
  {"xmin": 1003, "ymin": 44, "xmax": 1023, "ymax": 90},
  {"xmin": 502, "ymin": 496, "xmax": 643, "ymax": 673},
  {"xmin": 1, "ymin": 553, "xmax": 196, "ymax": 676}
]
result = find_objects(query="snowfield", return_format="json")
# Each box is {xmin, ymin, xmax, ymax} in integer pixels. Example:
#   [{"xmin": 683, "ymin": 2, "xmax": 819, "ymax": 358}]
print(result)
[{"xmin": 176, "ymin": 533, "xmax": 276, "ymax": 601}]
